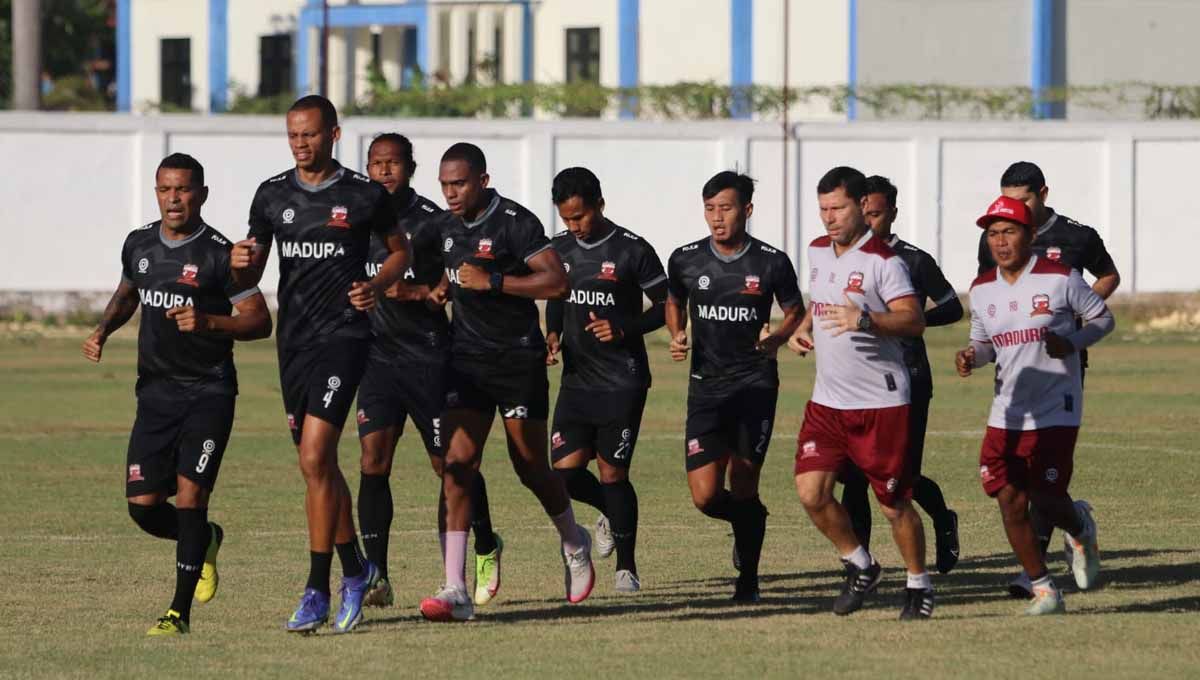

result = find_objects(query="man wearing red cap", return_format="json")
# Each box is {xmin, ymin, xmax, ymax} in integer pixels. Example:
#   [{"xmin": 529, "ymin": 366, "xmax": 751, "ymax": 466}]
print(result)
[{"xmin": 957, "ymin": 195, "xmax": 1115, "ymax": 615}]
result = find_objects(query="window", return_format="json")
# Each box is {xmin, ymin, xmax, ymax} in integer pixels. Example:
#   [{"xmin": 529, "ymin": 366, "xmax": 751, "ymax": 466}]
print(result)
[
  {"xmin": 259, "ymin": 34, "xmax": 292, "ymax": 97},
  {"xmin": 565, "ymin": 28, "xmax": 600, "ymax": 83},
  {"xmin": 160, "ymin": 38, "xmax": 191, "ymax": 109}
]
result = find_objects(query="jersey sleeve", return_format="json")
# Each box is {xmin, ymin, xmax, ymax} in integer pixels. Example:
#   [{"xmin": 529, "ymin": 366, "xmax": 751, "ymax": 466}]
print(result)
[
  {"xmin": 509, "ymin": 213, "xmax": 553, "ymax": 263},
  {"xmin": 1065, "ymin": 269, "xmax": 1108, "ymax": 320},
  {"xmin": 772, "ymin": 254, "xmax": 803, "ymax": 309},
  {"xmin": 1082, "ymin": 227, "xmax": 1118, "ymax": 278},
  {"xmin": 969, "ymin": 301, "xmax": 990, "ymax": 343},
  {"xmin": 120, "ymin": 234, "xmax": 135, "ymax": 285},
  {"xmin": 218, "ymin": 247, "xmax": 260, "ymax": 304},
  {"xmin": 880, "ymin": 256, "xmax": 916, "ymax": 306},
  {"xmin": 666, "ymin": 251, "xmax": 688, "ymax": 303},
  {"xmin": 247, "ymin": 184, "xmax": 275, "ymax": 249},
  {"xmin": 976, "ymin": 230, "xmax": 994, "ymax": 277},
  {"xmin": 918, "ymin": 251, "xmax": 958, "ymax": 305},
  {"xmin": 370, "ymin": 188, "xmax": 403, "ymax": 239},
  {"xmin": 635, "ymin": 241, "xmax": 668, "ymax": 290}
]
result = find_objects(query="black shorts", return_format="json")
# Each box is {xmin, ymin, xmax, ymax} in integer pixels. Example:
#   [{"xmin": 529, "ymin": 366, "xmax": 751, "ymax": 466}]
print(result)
[
  {"xmin": 125, "ymin": 394, "xmax": 236, "ymax": 497},
  {"xmin": 279, "ymin": 338, "xmax": 369, "ymax": 445},
  {"xmin": 684, "ymin": 383, "xmax": 778, "ymax": 471},
  {"xmin": 356, "ymin": 351, "xmax": 447, "ymax": 456},
  {"xmin": 551, "ymin": 387, "xmax": 648, "ymax": 469},
  {"xmin": 445, "ymin": 348, "xmax": 549, "ymax": 420}
]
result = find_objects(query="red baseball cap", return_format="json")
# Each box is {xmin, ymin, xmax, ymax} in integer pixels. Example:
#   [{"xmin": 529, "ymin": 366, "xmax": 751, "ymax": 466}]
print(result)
[{"xmin": 976, "ymin": 195, "xmax": 1033, "ymax": 228}]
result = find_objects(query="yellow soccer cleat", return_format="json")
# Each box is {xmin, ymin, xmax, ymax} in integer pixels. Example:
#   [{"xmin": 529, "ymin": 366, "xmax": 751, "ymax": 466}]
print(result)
[
  {"xmin": 474, "ymin": 533, "xmax": 504, "ymax": 606},
  {"xmin": 194, "ymin": 522, "xmax": 224, "ymax": 604},
  {"xmin": 147, "ymin": 609, "xmax": 190, "ymax": 636}
]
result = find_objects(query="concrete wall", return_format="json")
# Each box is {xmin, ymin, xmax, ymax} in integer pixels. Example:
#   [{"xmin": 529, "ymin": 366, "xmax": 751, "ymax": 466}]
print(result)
[
  {"xmin": 130, "ymin": 0, "xmax": 209, "ymax": 110},
  {"xmin": 2, "ymin": 113, "xmax": 1197, "ymax": 296},
  {"xmin": 533, "ymin": 0, "xmax": 619, "ymax": 86}
]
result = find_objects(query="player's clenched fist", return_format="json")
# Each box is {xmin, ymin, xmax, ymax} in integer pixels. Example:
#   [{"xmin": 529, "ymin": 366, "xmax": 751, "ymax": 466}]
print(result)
[
  {"xmin": 348, "ymin": 281, "xmax": 378, "ymax": 311},
  {"xmin": 230, "ymin": 237, "xmax": 257, "ymax": 270},
  {"xmin": 585, "ymin": 311, "xmax": 623, "ymax": 343},
  {"xmin": 167, "ymin": 306, "xmax": 209, "ymax": 333},
  {"xmin": 545, "ymin": 332, "xmax": 561, "ymax": 365},
  {"xmin": 788, "ymin": 327, "xmax": 814, "ymax": 357},
  {"xmin": 669, "ymin": 330, "xmax": 690, "ymax": 362},
  {"xmin": 457, "ymin": 262, "xmax": 490, "ymax": 291},
  {"xmin": 955, "ymin": 345, "xmax": 976, "ymax": 377},
  {"xmin": 1043, "ymin": 331, "xmax": 1075, "ymax": 359},
  {"xmin": 82, "ymin": 328, "xmax": 106, "ymax": 362}
]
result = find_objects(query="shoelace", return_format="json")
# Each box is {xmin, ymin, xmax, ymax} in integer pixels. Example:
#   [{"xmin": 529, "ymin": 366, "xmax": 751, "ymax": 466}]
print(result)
[
  {"xmin": 849, "ymin": 568, "xmax": 874, "ymax": 592},
  {"xmin": 155, "ymin": 615, "xmax": 178, "ymax": 629}
]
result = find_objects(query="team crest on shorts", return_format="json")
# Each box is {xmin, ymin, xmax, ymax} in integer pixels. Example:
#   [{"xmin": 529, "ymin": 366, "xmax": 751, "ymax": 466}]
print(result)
[
  {"xmin": 886, "ymin": 478, "xmax": 898, "ymax": 493},
  {"xmin": 1030, "ymin": 293, "xmax": 1052, "ymax": 316},
  {"xmin": 127, "ymin": 464, "xmax": 144, "ymax": 482},
  {"xmin": 598, "ymin": 261, "xmax": 618, "ymax": 281},
  {"xmin": 475, "ymin": 238, "xmax": 495, "ymax": 259},
  {"xmin": 327, "ymin": 205, "xmax": 350, "ymax": 228},
  {"xmin": 800, "ymin": 440, "xmax": 819, "ymax": 459},
  {"xmin": 357, "ymin": 409, "xmax": 369, "ymax": 425},
  {"xmin": 741, "ymin": 274, "xmax": 762, "ymax": 295},
  {"xmin": 687, "ymin": 438, "xmax": 704, "ymax": 456},
  {"xmin": 1045, "ymin": 468, "xmax": 1059, "ymax": 482},
  {"xmin": 980, "ymin": 465, "xmax": 992, "ymax": 482},
  {"xmin": 551, "ymin": 431, "xmax": 565, "ymax": 449},
  {"xmin": 844, "ymin": 271, "xmax": 866, "ymax": 295},
  {"xmin": 287, "ymin": 414, "xmax": 297, "ymax": 430},
  {"xmin": 1046, "ymin": 246, "xmax": 1062, "ymax": 261},
  {"xmin": 177, "ymin": 263, "xmax": 200, "ymax": 287}
]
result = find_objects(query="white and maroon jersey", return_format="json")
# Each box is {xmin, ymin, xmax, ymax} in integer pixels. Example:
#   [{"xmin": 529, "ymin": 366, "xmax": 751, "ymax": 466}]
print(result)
[
  {"xmin": 968, "ymin": 256, "xmax": 1109, "ymax": 430},
  {"xmin": 807, "ymin": 231, "xmax": 916, "ymax": 409}
]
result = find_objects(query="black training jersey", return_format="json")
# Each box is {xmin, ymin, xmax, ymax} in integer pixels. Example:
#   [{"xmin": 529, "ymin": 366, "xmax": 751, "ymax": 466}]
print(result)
[
  {"xmin": 887, "ymin": 234, "xmax": 957, "ymax": 393},
  {"xmin": 668, "ymin": 236, "xmax": 803, "ymax": 392},
  {"xmin": 365, "ymin": 188, "xmax": 450, "ymax": 362},
  {"xmin": 120, "ymin": 221, "xmax": 256, "ymax": 397},
  {"xmin": 977, "ymin": 210, "xmax": 1117, "ymax": 278},
  {"xmin": 442, "ymin": 189, "xmax": 553, "ymax": 355},
  {"xmin": 552, "ymin": 221, "xmax": 667, "ymax": 391},
  {"xmin": 247, "ymin": 164, "xmax": 398, "ymax": 351}
]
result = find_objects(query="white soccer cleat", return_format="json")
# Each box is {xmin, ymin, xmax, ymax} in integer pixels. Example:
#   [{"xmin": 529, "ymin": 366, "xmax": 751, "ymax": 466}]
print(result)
[
  {"xmin": 1025, "ymin": 583, "xmax": 1066, "ymax": 616},
  {"xmin": 563, "ymin": 526, "xmax": 595, "ymax": 604},
  {"xmin": 594, "ymin": 515, "xmax": 615, "ymax": 559},
  {"xmin": 419, "ymin": 584, "xmax": 475, "ymax": 622},
  {"xmin": 614, "ymin": 569, "xmax": 641, "ymax": 594},
  {"xmin": 1063, "ymin": 500, "xmax": 1100, "ymax": 590}
]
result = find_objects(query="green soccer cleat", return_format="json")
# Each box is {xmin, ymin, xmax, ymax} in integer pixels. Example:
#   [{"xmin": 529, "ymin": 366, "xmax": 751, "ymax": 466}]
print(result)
[
  {"xmin": 147, "ymin": 609, "xmax": 189, "ymax": 636},
  {"xmin": 474, "ymin": 533, "xmax": 504, "ymax": 606},
  {"xmin": 194, "ymin": 522, "xmax": 223, "ymax": 604}
]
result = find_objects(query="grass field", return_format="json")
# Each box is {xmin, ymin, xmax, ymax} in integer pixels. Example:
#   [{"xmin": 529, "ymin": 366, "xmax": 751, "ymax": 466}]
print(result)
[{"xmin": 2, "ymin": 326, "xmax": 1199, "ymax": 679}]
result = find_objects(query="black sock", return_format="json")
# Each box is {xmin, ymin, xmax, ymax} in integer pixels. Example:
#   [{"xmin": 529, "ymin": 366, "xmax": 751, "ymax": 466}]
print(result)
[
  {"xmin": 170, "ymin": 508, "xmax": 209, "ymax": 623},
  {"xmin": 1030, "ymin": 505, "xmax": 1054, "ymax": 558},
  {"xmin": 731, "ymin": 496, "xmax": 768, "ymax": 584},
  {"xmin": 335, "ymin": 540, "xmax": 364, "ymax": 579},
  {"xmin": 698, "ymin": 489, "xmax": 735, "ymax": 522},
  {"xmin": 128, "ymin": 502, "xmax": 179, "ymax": 540},
  {"xmin": 603, "ymin": 479, "xmax": 639, "ymax": 574},
  {"xmin": 358, "ymin": 473, "xmax": 392, "ymax": 579},
  {"xmin": 307, "ymin": 551, "xmax": 333, "ymax": 595},
  {"xmin": 841, "ymin": 480, "xmax": 872, "ymax": 552},
  {"xmin": 471, "ymin": 473, "xmax": 498, "ymax": 555},
  {"xmin": 913, "ymin": 476, "xmax": 950, "ymax": 522},
  {"xmin": 558, "ymin": 467, "xmax": 608, "ymax": 515}
]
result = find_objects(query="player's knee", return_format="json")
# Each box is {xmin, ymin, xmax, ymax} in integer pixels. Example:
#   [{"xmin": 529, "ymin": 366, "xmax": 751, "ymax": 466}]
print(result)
[
  {"xmin": 297, "ymin": 449, "xmax": 334, "ymax": 481},
  {"xmin": 996, "ymin": 487, "xmax": 1028, "ymax": 523},
  {"xmin": 128, "ymin": 502, "xmax": 174, "ymax": 539},
  {"xmin": 693, "ymin": 492, "xmax": 720, "ymax": 516},
  {"xmin": 877, "ymin": 500, "xmax": 906, "ymax": 523},
  {"xmin": 513, "ymin": 460, "xmax": 544, "ymax": 490},
  {"xmin": 360, "ymin": 450, "xmax": 392, "ymax": 476},
  {"xmin": 795, "ymin": 482, "xmax": 831, "ymax": 510},
  {"xmin": 428, "ymin": 455, "xmax": 445, "ymax": 478},
  {"xmin": 597, "ymin": 465, "xmax": 627, "ymax": 484}
]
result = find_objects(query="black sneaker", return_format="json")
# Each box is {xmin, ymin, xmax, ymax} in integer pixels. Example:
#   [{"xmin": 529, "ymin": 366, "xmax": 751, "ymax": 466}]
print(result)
[
  {"xmin": 833, "ymin": 559, "xmax": 882, "ymax": 615},
  {"xmin": 935, "ymin": 510, "xmax": 960, "ymax": 574},
  {"xmin": 731, "ymin": 574, "xmax": 760, "ymax": 604},
  {"xmin": 899, "ymin": 587, "xmax": 935, "ymax": 620}
]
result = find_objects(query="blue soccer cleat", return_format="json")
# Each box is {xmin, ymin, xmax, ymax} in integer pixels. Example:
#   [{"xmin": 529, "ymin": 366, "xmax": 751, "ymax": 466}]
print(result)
[
  {"xmin": 332, "ymin": 561, "xmax": 380, "ymax": 634},
  {"xmin": 286, "ymin": 588, "xmax": 330, "ymax": 633}
]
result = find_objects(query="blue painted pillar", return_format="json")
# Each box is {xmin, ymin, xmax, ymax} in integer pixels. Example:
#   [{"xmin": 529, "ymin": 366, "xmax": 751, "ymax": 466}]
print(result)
[
  {"xmin": 415, "ymin": 5, "xmax": 429, "ymax": 86},
  {"xmin": 847, "ymin": 0, "xmax": 858, "ymax": 120},
  {"xmin": 618, "ymin": 0, "xmax": 639, "ymax": 118},
  {"xmin": 209, "ymin": 0, "xmax": 228, "ymax": 111},
  {"xmin": 117, "ymin": 0, "xmax": 131, "ymax": 111},
  {"xmin": 730, "ymin": 0, "xmax": 752, "ymax": 119},
  {"xmin": 521, "ymin": 0, "xmax": 533, "ymax": 83},
  {"xmin": 1031, "ymin": 0, "xmax": 1063, "ymax": 119},
  {"xmin": 296, "ymin": 3, "xmax": 316, "ymax": 96}
]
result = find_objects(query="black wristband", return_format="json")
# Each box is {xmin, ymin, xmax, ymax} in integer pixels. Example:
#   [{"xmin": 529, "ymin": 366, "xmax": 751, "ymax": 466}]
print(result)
[{"xmin": 489, "ymin": 271, "xmax": 504, "ymax": 294}]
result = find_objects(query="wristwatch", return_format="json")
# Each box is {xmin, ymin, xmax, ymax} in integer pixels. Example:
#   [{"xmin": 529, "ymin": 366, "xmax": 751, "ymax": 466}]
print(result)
[
  {"xmin": 488, "ymin": 271, "xmax": 504, "ymax": 293},
  {"xmin": 856, "ymin": 309, "xmax": 873, "ymax": 332}
]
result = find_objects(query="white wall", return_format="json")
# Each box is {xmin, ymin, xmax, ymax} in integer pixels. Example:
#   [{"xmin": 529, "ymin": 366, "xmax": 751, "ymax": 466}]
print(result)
[
  {"xmin": 532, "ymin": 0, "xmax": 619, "ymax": 87},
  {"xmin": 131, "ymin": 0, "xmax": 209, "ymax": 111},
  {"xmin": 2, "ymin": 113, "xmax": 1197, "ymax": 295},
  {"xmin": 640, "ymin": 0, "xmax": 729, "ymax": 85},
  {"xmin": 752, "ymin": 0, "xmax": 848, "ymax": 121},
  {"xmin": 227, "ymin": 0, "xmax": 302, "ymax": 99}
]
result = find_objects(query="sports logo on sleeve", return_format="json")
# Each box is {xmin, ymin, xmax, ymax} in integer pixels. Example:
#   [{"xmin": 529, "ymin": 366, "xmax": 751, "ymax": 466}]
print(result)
[
  {"xmin": 137, "ymin": 258, "xmax": 150, "ymax": 274},
  {"xmin": 282, "ymin": 208, "xmax": 295, "ymax": 224},
  {"xmin": 475, "ymin": 238, "xmax": 495, "ymax": 259},
  {"xmin": 598, "ymin": 261, "xmax": 618, "ymax": 281},
  {"xmin": 443, "ymin": 237, "xmax": 454, "ymax": 252},
  {"xmin": 741, "ymin": 274, "xmax": 762, "ymax": 295},
  {"xmin": 1030, "ymin": 294, "xmax": 1052, "ymax": 316},
  {"xmin": 698, "ymin": 275, "xmax": 711, "ymax": 290},
  {"xmin": 327, "ymin": 205, "xmax": 350, "ymax": 228},
  {"xmin": 844, "ymin": 271, "xmax": 865, "ymax": 295},
  {"xmin": 176, "ymin": 264, "xmax": 200, "ymax": 287}
]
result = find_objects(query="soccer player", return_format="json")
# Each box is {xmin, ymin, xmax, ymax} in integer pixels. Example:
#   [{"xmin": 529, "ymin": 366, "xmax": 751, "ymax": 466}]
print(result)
[
  {"xmin": 355, "ymin": 133, "xmax": 502, "ymax": 608},
  {"xmin": 957, "ymin": 195, "xmax": 1113, "ymax": 614},
  {"xmin": 83, "ymin": 153, "xmax": 271, "ymax": 635},
  {"xmin": 545, "ymin": 167, "xmax": 668, "ymax": 593},
  {"xmin": 419, "ymin": 142, "xmax": 591, "ymax": 622},
  {"xmin": 976, "ymin": 161, "xmax": 1121, "ymax": 597},
  {"xmin": 666, "ymin": 170, "xmax": 804, "ymax": 603},
  {"xmin": 838, "ymin": 176, "xmax": 962, "ymax": 574},
  {"xmin": 230, "ymin": 95, "xmax": 411, "ymax": 633},
  {"xmin": 789, "ymin": 166, "xmax": 934, "ymax": 620}
]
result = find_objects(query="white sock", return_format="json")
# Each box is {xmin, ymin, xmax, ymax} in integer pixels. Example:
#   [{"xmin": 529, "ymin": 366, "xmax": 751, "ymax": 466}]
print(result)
[
  {"xmin": 906, "ymin": 571, "xmax": 932, "ymax": 590},
  {"xmin": 842, "ymin": 545, "xmax": 872, "ymax": 570},
  {"xmin": 442, "ymin": 531, "xmax": 468, "ymax": 590},
  {"xmin": 551, "ymin": 506, "xmax": 583, "ymax": 554},
  {"xmin": 1031, "ymin": 574, "xmax": 1056, "ymax": 592}
]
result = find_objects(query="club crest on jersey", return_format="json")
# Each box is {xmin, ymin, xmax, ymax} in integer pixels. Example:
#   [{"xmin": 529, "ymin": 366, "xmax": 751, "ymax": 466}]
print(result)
[
  {"xmin": 137, "ymin": 258, "xmax": 149, "ymax": 274},
  {"xmin": 597, "ymin": 261, "xmax": 618, "ymax": 281},
  {"xmin": 844, "ymin": 271, "xmax": 865, "ymax": 294},
  {"xmin": 987, "ymin": 304, "xmax": 997, "ymax": 318},
  {"xmin": 475, "ymin": 238, "xmax": 495, "ymax": 259},
  {"xmin": 741, "ymin": 274, "xmax": 762, "ymax": 295},
  {"xmin": 128, "ymin": 464, "xmax": 144, "ymax": 482},
  {"xmin": 1030, "ymin": 293, "xmax": 1052, "ymax": 316},
  {"xmin": 327, "ymin": 205, "xmax": 350, "ymax": 229},
  {"xmin": 698, "ymin": 275, "xmax": 711, "ymax": 290},
  {"xmin": 282, "ymin": 208, "xmax": 295, "ymax": 224},
  {"xmin": 1046, "ymin": 246, "xmax": 1062, "ymax": 261},
  {"xmin": 177, "ymin": 263, "xmax": 200, "ymax": 287}
]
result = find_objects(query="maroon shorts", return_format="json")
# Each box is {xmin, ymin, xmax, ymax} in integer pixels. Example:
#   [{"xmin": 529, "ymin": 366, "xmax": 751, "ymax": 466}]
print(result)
[
  {"xmin": 794, "ymin": 401, "xmax": 912, "ymax": 507},
  {"xmin": 978, "ymin": 426, "xmax": 1078, "ymax": 498}
]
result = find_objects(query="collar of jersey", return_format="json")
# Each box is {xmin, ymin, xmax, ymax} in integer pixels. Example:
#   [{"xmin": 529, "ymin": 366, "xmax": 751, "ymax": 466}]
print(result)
[
  {"xmin": 885, "ymin": 233, "xmax": 900, "ymax": 249},
  {"xmin": 1000, "ymin": 254, "xmax": 1040, "ymax": 286},
  {"xmin": 158, "ymin": 222, "xmax": 208, "ymax": 249},
  {"xmin": 1035, "ymin": 209, "xmax": 1057, "ymax": 237},
  {"xmin": 834, "ymin": 229, "xmax": 873, "ymax": 258},
  {"xmin": 291, "ymin": 163, "xmax": 345, "ymax": 193},
  {"xmin": 707, "ymin": 236, "xmax": 753, "ymax": 263},
  {"xmin": 462, "ymin": 190, "xmax": 501, "ymax": 229},
  {"xmin": 575, "ymin": 220, "xmax": 619, "ymax": 250}
]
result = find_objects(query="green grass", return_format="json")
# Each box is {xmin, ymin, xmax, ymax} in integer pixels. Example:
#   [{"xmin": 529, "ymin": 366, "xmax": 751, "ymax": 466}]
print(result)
[{"xmin": 1, "ymin": 328, "xmax": 1198, "ymax": 679}]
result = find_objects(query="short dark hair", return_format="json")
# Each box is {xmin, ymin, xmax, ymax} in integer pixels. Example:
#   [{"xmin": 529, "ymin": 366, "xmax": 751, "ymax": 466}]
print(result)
[
  {"xmin": 156, "ymin": 153, "xmax": 205, "ymax": 187},
  {"xmin": 817, "ymin": 166, "xmax": 867, "ymax": 200},
  {"xmin": 368, "ymin": 133, "xmax": 417, "ymax": 174},
  {"xmin": 288, "ymin": 94, "xmax": 338, "ymax": 129},
  {"xmin": 552, "ymin": 167, "xmax": 603, "ymax": 207},
  {"xmin": 1000, "ymin": 161, "xmax": 1046, "ymax": 193},
  {"xmin": 441, "ymin": 142, "xmax": 487, "ymax": 175},
  {"xmin": 702, "ymin": 170, "xmax": 755, "ymax": 206},
  {"xmin": 865, "ymin": 175, "xmax": 898, "ymax": 208}
]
